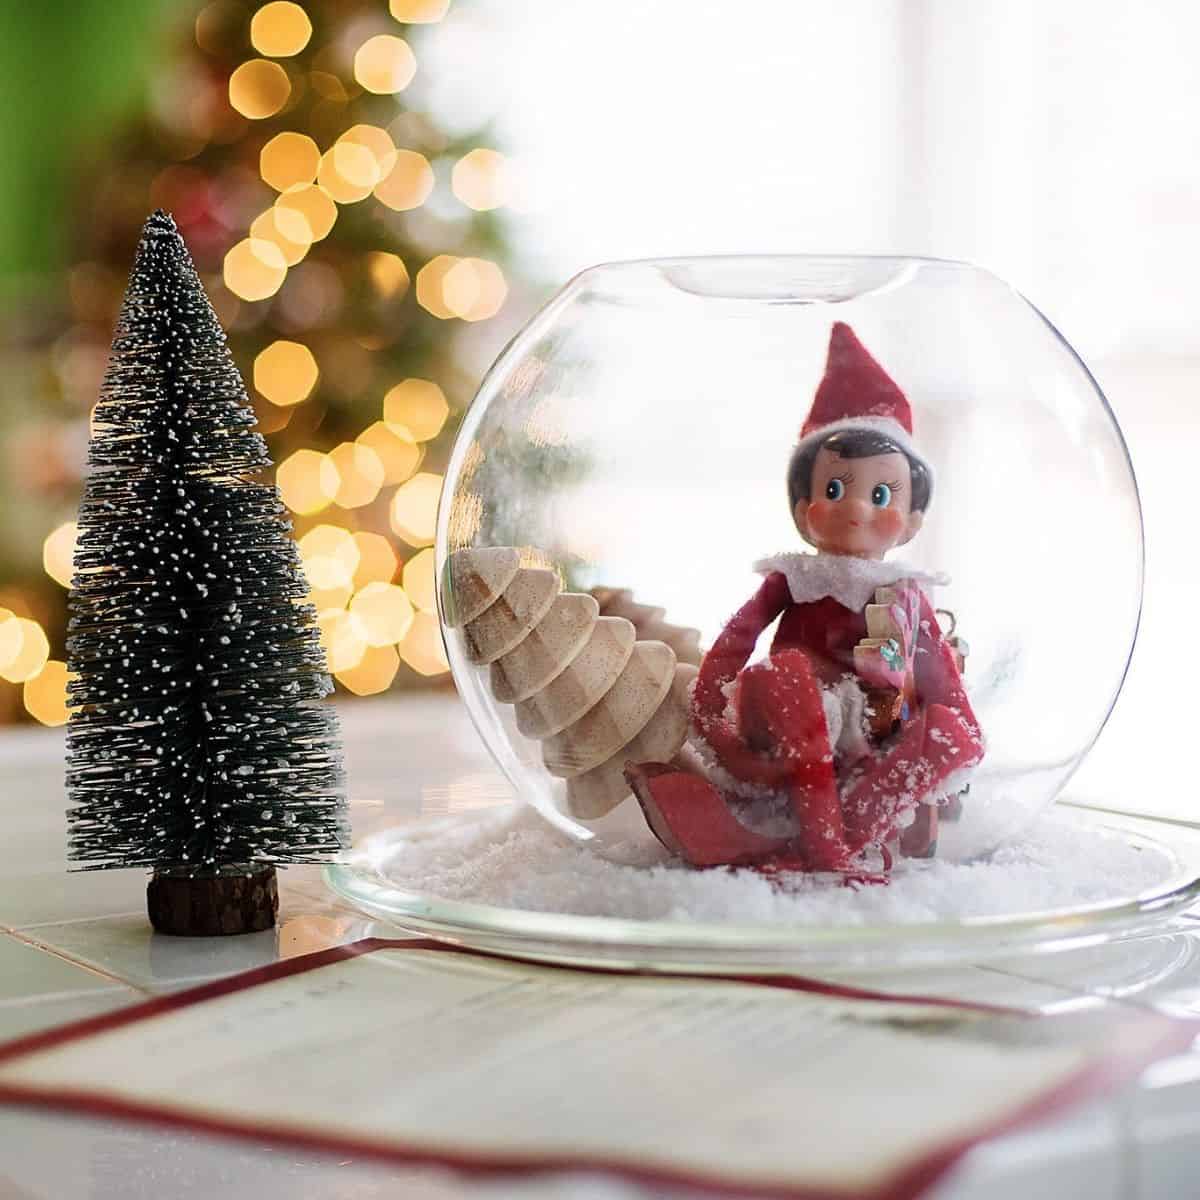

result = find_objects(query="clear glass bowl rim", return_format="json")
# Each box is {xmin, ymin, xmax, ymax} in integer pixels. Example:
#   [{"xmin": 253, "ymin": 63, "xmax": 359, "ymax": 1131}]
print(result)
[{"xmin": 326, "ymin": 811, "xmax": 1200, "ymax": 972}]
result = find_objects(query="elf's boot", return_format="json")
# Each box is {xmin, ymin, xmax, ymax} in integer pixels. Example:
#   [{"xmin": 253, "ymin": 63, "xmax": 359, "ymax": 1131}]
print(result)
[{"xmin": 624, "ymin": 762, "xmax": 791, "ymax": 868}]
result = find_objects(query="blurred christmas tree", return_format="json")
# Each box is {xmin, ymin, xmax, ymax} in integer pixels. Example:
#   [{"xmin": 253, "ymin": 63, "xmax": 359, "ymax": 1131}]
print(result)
[{"xmin": 0, "ymin": 0, "xmax": 528, "ymax": 723}]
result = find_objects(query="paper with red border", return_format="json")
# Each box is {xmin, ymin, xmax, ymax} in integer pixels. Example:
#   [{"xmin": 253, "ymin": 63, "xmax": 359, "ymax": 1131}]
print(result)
[{"xmin": 0, "ymin": 937, "xmax": 1193, "ymax": 1200}]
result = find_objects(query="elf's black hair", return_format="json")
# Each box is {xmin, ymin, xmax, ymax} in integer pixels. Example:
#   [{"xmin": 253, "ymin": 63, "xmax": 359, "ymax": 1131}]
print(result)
[{"xmin": 787, "ymin": 428, "xmax": 932, "ymax": 513}]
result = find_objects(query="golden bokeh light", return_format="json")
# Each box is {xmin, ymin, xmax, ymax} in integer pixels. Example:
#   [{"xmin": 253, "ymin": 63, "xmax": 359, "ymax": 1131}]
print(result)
[
  {"xmin": 414, "ymin": 255, "xmax": 458, "ymax": 319},
  {"xmin": 275, "ymin": 184, "xmax": 338, "ymax": 242},
  {"xmin": 441, "ymin": 258, "xmax": 480, "ymax": 318},
  {"xmin": 349, "ymin": 582, "xmax": 414, "ymax": 647},
  {"xmin": 336, "ymin": 643, "xmax": 400, "ymax": 696},
  {"xmin": 384, "ymin": 378, "xmax": 449, "ymax": 442},
  {"xmin": 352, "ymin": 532, "xmax": 400, "ymax": 588},
  {"xmin": 228, "ymin": 59, "xmax": 292, "ymax": 120},
  {"xmin": 0, "ymin": 612, "xmax": 20, "ymax": 675},
  {"xmin": 334, "ymin": 141, "xmax": 381, "ymax": 190},
  {"xmin": 298, "ymin": 523, "xmax": 361, "ymax": 590},
  {"xmin": 223, "ymin": 237, "xmax": 288, "ymax": 302},
  {"xmin": 250, "ymin": 1, "xmax": 312, "ymax": 56},
  {"xmin": 277, "ymin": 448, "xmax": 340, "ymax": 515},
  {"xmin": 253, "ymin": 340, "xmax": 319, "ymax": 407},
  {"xmin": 451, "ymin": 148, "xmax": 509, "ymax": 211},
  {"xmin": 374, "ymin": 150, "xmax": 434, "ymax": 211},
  {"xmin": 42, "ymin": 522, "xmax": 78, "ymax": 589},
  {"xmin": 416, "ymin": 256, "xmax": 506, "ymax": 322},
  {"xmin": 24, "ymin": 660, "xmax": 71, "ymax": 727},
  {"xmin": 389, "ymin": 0, "xmax": 450, "ymax": 22},
  {"xmin": 357, "ymin": 421, "xmax": 422, "ymax": 484},
  {"xmin": 366, "ymin": 251, "xmax": 410, "ymax": 298},
  {"xmin": 329, "ymin": 442, "xmax": 385, "ymax": 508},
  {"xmin": 260, "ymin": 131, "xmax": 320, "ymax": 192},
  {"xmin": 398, "ymin": 611, "xmax": 449, "ymax": 676},
  {"xmin": 307, "ymin": 581, "xmax": 353, "ymax": 612},
  {"xmin": 389, "ymin": 471, "xmax": 442, "ymax": 547},
  {"xmin": 401, "ymin": 547, "xmax": 437, "ymax": 612},
  {"xmin": 340, "ymin": 124, "xmax": 397, "ymax": 179},
  {"xmin": 272, "ymin": 203, "xmax": 312, "ymax": 245},
  {"xmin": 0, "ymin": 617, "xmax": 50, "ymax": 684},
  {"xmin": 353, "ymin": 34, "xmax": 417, "ymax": 95},
  {"xmin": 446, "ymin": 257, "xmax": 507, "ymax": 321},
  {"xmin": 317, "ymin": 145, "xmax": 377, "ymax": 204},
  {"xmin": 468, "ymin": 259, "xmax": 508, "ymax": 321},
  {"xmin": 249, "ymin": 209, "xmax": 309, "ymax": 267},
  {"xmin": 317, "ymin": 609, "xmax": 369, "ymax": 673}
]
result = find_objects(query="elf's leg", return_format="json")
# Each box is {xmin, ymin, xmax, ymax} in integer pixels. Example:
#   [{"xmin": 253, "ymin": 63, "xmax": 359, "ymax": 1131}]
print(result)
[
  {"xmin": 736, "ymin": 651, "xmax": 851, "ymax": 870},
  {"xmin": 624, "ymin": 762, "xmax": 791, "ymax": 867},
  {"xmin": 842, "ymin": 703, "xmax": 982, "ymax": 852}
]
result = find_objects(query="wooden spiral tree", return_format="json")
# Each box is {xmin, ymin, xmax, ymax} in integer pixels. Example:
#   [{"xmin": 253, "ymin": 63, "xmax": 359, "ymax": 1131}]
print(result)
[
  {"xmin": 590, "ymin": 588, "xmax": 702, "ymax": 666},
  {"xmin": 444, "ymin": 548, "xmax": 699, "ymax": 818}
]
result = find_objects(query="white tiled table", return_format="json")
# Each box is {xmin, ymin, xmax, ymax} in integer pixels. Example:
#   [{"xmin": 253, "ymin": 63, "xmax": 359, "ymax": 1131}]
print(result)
[{"xmin": 2, "ymin": 694, "xmax": 1199, "ymax": 1200}]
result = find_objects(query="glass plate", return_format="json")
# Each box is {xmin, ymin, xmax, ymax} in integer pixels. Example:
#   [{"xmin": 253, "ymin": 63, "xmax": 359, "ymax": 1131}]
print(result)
[{"xmin": 325, "ymin": 805, "xmax": 1200, "ymax": 973}]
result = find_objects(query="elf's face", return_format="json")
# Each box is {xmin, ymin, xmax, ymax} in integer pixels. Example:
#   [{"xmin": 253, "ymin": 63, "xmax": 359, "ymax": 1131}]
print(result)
[{"xmin": 794, "ymin": 447, "xmax": 923, "ymax": 560}]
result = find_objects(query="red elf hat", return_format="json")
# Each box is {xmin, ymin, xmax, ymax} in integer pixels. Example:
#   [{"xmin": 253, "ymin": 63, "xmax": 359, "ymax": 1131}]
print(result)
[{"xmin": 797, "ymin": 322, "xmax": 931, "ymax": 479}]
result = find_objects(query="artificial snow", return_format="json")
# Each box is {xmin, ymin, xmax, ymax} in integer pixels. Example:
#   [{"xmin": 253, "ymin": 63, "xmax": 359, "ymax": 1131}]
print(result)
[{"xmin": 372, "ymin": 804, "xmax": 1175, "ymax": 926}]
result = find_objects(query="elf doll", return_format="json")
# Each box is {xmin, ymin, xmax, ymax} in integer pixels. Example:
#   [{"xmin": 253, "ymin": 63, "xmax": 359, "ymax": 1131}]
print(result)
[{"xmin": 626, "ymin": 322, "xmax": 984, "ymax": 876}]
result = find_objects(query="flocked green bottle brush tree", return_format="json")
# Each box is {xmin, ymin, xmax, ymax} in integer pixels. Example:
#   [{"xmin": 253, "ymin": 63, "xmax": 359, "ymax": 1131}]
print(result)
[{"xmin": 66, "ymin": 211, "xmax": 347, "ymax": 936}]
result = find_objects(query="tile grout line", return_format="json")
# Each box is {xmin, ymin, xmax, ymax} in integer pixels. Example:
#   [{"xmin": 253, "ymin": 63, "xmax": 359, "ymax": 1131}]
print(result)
[
  {"xmin": 977, "ymin": 963, "xmax": 1110, "ymax": 1008},
  {"xmin": 0, "ymin": 986, "xmax": 133, "ymax": 1010},
  {"xmin": 7, "ymin": 929, "xmax": 154, "ymax": 997},
  {"xmin": 16, "ymin": 910, "xmax": 143, "ymax": 932},
  {"xmin": 978, "ymin": 963, "xmax": 1089, "ymax": 990},
  {"xmin": 981, "ymin": 959, "xmax": 1198, "ymax": 1021}
]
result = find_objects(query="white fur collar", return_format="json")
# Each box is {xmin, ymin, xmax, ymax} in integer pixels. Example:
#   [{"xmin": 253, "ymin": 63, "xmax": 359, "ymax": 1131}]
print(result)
[{"xmin": 753, "ymin": 552, "xmax": 949, "ymax": 611}]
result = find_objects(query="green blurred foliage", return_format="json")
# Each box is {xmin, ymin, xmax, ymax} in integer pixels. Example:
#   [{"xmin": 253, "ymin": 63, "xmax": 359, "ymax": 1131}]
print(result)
[{"xmin": 0, "ymin": 1, "xmax": 168, "ymax": 293}]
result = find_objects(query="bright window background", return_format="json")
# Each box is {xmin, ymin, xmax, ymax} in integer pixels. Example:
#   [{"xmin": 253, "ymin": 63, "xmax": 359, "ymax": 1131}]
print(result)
[{"xmin": 422, "ymin": 0, "xmax": 1200, "ymax": 821}]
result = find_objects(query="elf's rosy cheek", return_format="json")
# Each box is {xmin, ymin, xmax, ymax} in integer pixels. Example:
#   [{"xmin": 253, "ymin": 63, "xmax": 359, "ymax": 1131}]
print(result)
[
  {"xmin": 871, "ymin": 507, "xmax": 905, "ymax": 539},
  {"xmin": 806, "ymin": 500, "xmax": 836, "ymax": 532}
]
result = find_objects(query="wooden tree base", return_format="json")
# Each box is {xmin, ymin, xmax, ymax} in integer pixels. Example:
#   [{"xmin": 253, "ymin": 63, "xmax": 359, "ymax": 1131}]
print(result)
[{"xmin": 147, "ymin": 866, "xmax": 278, "ymax": 936}]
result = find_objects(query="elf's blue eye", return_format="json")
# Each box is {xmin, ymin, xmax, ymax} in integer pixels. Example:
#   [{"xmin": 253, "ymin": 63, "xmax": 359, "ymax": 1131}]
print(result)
[
  {"xmin": 872, "ymin": 483, "xmax": 893, "ymax": 508},
  {"xmin": 825, "ymin": 478, "xmax": 845, "ymax": 501}
]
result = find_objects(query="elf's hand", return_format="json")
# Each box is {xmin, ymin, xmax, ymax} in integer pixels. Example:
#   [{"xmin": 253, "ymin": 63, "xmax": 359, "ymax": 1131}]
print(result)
[
  {"xmin": 853, "ymin": 638, "xmax": 906, "ymax": 691},
  {"xmin": 853, "ymin": 583, "xmax": 919, "ymax": 692}
]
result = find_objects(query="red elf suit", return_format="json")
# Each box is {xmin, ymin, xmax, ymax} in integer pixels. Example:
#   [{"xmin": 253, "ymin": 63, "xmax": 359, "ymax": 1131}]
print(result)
[{"xmin": 629, "ymin": 324, "xmax": 985, "ymax": 874}]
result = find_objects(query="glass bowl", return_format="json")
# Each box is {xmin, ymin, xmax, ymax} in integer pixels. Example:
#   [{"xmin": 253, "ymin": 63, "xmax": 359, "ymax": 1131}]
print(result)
[
  {"xmin": 438, "ymin": 255, "xmax": 1142, "ymax": 859},
  {"xmin": 331, "ymin": 255, "xmax": 1169, "ymax": 971}
]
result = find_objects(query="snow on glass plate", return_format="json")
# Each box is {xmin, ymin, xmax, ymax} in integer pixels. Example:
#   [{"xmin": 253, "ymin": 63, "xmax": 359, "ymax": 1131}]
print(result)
[{"xmin": 326, "ymin": 803, "xmax": 1200, "ymax": 973}]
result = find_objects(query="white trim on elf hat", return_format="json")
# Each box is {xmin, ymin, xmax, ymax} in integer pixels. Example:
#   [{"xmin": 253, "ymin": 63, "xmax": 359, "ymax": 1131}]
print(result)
[{"xmin": 795, "ymin": 323, "xmax": 933, "ymax": 486}]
